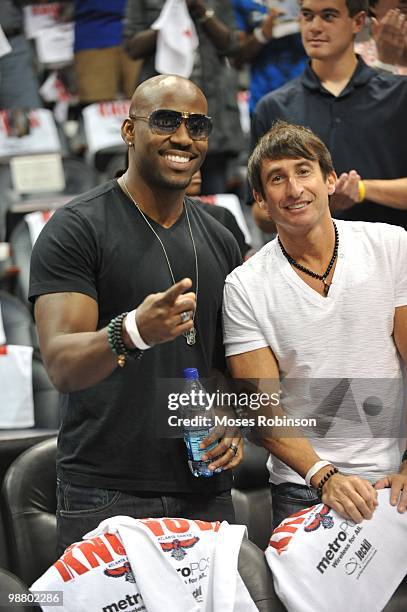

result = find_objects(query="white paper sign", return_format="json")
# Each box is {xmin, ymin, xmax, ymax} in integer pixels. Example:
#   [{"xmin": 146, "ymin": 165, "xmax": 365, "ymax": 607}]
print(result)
[
  {"xmin": 198, "ymin": 194, "xmax": 252, "ymax": 244},
  {"xmin": 23, "ymin": 4, "xmax": 61, "ymax": 39},
  {"xmin": 25, "ymin": 210, "xmax": 54, "ymax": 246},
  {"xmin": 273, "ymin": 21, "xmax": 300, "ymax": 38},
  {"xmin": 0, "ymin": 345, "xmax": 34, "ymax": 428},
  {"xmin": 266, "ymin": 0, "xmax": 300, "ymax": 38},
  {"xmin": 83, "ymin": 101, "xmax": 130, "ymax": 159},
  {"xmin": 35, "ymin": 23, "xmax": 74, "ymax": 64},
  {"xmin": 0, "ymin": 109, "xmax": 61, "ymax": 159},
  {"xmin": 10, "ymin": 154, "xmax": 65, "ymax": 194},
  {"xmin": 0, "ymin": 26, "xmax": 12, "ymax": 58},
  {"xmin": 237, "ymin": 90, "xmax": 250, "ymax": 134}
]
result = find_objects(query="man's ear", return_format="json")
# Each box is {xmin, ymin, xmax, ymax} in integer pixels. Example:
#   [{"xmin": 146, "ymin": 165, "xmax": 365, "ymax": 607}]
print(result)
[
  {"xmin": 327, "ymin": 171, "xmax": 337, "ymax": 195},
  {"xmin": 352, "ymin": 10, "xmax": 366, "ymax": 34},
  {"xmin": 121, "ymin": 118, "xmax": 135, "ymax": 147},
  {"xmin": 253, "ymin": 189, "xmax": 265, "ymax": 209}
]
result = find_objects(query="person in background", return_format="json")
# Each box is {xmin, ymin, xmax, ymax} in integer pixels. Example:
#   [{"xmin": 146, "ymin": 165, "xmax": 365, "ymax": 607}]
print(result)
[
  {"xmin": 70, "ymin": 0, "xmax": 142, "ymax": 105},
  {"xmin": 232, "ymin": 0, "xmax": 307, "ymax": 114},
  {"xmin": 29, "ymin": 75, "xmax": 243, "ymax": 555},
  {"xmin": 0, "ymin": 0, "xmax": 42, "ymax": 109},
  {"xmin": 187, "ymin": 170, "xmax": 251, "ymax": 258},
  {"xmin": 122, "ymin": 0, "xmax": 245, "ymax": 195},
  {"xmin": 355, "ymin": 0, "xmax": 407, "ymax": 74},
  {"xmin": 250, "ymin": 0, "xmax": 407, "ymax": 235}
]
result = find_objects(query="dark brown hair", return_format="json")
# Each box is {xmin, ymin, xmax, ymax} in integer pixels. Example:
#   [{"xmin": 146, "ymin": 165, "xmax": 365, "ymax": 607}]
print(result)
[{"xmin": 248, "ymin": 121, "xmax": 335, "ymax": 196}]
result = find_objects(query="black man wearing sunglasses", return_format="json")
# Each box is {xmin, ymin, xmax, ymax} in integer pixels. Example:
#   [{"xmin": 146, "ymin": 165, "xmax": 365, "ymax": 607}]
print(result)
[{"xmin": 29, "ymin": 74, "xmax": 243, "ymax": 555}]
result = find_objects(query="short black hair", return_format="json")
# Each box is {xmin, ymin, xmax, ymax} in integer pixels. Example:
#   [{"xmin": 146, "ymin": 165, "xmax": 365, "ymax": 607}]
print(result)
[
  {"xmin": 248, "ymin": 121, "xmax": 335, "ymax": 197},
  {"xmin": 300, "ymin": 0, "xmax": 369, "ymax": 16},
  {"xmin": 345, "ymin": 0, "xmax": 369, "ymax": 16}
]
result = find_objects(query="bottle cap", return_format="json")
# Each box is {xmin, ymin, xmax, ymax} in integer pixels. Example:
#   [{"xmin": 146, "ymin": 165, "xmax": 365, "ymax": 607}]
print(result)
[{"xmin": 183, "ymin": 368, "xmax": 199, "ymax": 379}]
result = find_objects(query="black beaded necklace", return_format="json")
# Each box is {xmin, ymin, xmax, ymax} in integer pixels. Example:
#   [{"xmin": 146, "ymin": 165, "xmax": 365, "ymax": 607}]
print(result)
[{"xmin": 278, "ymin": 221, "xmax": 339, "ymax": 297}]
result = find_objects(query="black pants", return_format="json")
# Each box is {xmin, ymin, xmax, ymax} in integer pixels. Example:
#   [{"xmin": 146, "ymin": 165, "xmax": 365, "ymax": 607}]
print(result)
[{"xmin": 56, "ymin": 478, "xmax": 235, "ymax": 556}]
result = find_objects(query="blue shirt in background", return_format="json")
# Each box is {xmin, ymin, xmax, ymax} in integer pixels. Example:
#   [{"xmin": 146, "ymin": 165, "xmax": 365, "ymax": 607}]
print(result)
[
  {"xmin": 74, "ymin": 0, "xmax": 126, "ymax": 52},
  {"xmin": 233, "ymin": 0, "xmax": 306, "ymax": 113}
]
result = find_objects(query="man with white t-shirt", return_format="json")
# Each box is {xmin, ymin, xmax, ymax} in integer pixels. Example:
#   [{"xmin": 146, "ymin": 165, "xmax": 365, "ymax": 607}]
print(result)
[{"xmin": 223, "ymin": 120, "xmax": 407, "ymax": 528}]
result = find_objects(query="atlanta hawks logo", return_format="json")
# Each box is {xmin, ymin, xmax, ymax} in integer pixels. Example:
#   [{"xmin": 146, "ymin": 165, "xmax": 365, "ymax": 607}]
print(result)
[
  {"xmin": 104, "ymin": 561, "xmax": 136, "ymax": 583},
  {"xmin": 160, "ymin": 536, "xmax": 200, "ymax": 560},
  {"xmin": 304, "ymin": 505, "xmax": 334, "ymax": 532}
]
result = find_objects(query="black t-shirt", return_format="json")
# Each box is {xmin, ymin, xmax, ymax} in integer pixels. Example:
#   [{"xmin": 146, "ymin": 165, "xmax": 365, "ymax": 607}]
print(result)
[
  {"xmin": 29, "ymin": 180, "xmax": 241, "ymax": 495},
  {"xmin": 192, "ymin": 198, "xmax": 251, "ymax": 257}
]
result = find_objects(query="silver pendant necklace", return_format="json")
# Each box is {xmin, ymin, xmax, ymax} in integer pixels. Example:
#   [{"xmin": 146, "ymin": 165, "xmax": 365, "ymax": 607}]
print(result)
[{"xmin": 120, "ymin": 175, "xmax": 198, "ymax": 346}]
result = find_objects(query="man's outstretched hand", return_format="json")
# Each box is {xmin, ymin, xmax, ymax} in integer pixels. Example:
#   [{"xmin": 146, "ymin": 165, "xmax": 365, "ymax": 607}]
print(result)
[{"xmin": 132, "ymin": 278, "xmax": 196, "ymax": 347}]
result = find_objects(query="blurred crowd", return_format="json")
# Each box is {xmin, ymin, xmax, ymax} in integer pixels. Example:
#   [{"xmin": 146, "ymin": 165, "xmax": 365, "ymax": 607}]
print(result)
[{"xmin": 0, "ymin": 1, "xmax": 405, "ymax": 220}]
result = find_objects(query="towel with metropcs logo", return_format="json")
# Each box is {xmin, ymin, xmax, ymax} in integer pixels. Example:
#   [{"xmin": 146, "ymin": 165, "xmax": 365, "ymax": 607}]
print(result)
[
  {"xmin": 266, "ymin": 489, "xmax": 407, "ymax": 612},
  {"xmin": 31, "ymin": 516, "xmax": 257, "ymax": 612}
]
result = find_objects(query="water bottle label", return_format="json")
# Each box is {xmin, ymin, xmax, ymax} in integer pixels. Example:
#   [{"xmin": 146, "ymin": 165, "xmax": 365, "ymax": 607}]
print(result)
[{"xmin": 185, "ymin": 430, "xmax": 216, "ymax": 461}]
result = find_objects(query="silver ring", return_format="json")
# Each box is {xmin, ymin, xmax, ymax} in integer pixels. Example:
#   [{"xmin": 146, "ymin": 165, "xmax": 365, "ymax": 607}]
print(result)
[
  {"xmin": 229, "ymin": 443, "xmax": 238, "ymax": 456},
  {"xmin": 180, "ymin": 311, "xmax": 191, "ymax": 324}
]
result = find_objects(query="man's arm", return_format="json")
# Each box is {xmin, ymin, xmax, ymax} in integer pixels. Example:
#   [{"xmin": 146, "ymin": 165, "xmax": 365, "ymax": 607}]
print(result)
[
  {"xmin": 232, "ymin": 10, "xmax": 277, "ymax": 66},
  {"xmin": 35, "ymin": 279, "xmax": 196, "ymax": 393},
  {"xmin": 394, "ymin": 305, "xmax": 407, "ymax": 365},
  {"xmin": 331, "ymin": 173, "xmax": 407, "ymax": 212},
  {"xmin": 122, "ymin": 0, "xmax": 157, "ymax": 59},
  {"xmin": 373, "ymin": 285, "xmax": 407, "ymax": 511},
  {"xmin": 364, "ymin": 178, "xmax": 407, "ymax": 209},
  {"xmin": 123, "ymin": 0, "xmax": 237, "ymax": 60},
  {"xmin": 227, "ymin": 346, "xmax": 377, "ymax": 522}
]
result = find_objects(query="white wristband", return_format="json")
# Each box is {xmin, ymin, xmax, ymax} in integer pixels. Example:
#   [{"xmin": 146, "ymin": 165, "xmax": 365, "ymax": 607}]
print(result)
[
  {"xmin": 124, "ymin": 309, "xmax": 151, "ymax": 350},
  {"xmin": 253, "ymin": 26, "xmax": 269, "ymax": 44},
  {"xmin": 305, "ymin": 460, "xmax": 332, "ymax": 487}
]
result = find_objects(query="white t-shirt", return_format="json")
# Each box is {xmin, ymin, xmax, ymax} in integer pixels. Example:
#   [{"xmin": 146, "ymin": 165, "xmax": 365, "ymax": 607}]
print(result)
[
  {"xmin": 31, "ymin": 517, "xmax": 257, "ymax": 612},
  {"xmin": 265, "ymin": 489, "xmax": 407, "ymax": 612},
  {"xmin": 223, "ymin": 221, "xmax": 407, "ymax": 484}
]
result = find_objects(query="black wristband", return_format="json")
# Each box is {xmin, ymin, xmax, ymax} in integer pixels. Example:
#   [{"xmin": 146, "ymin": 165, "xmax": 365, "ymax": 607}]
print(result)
[
  {"xmin": 108, "ymin": 313, "xmax": 143, "ymax": 367},
  {"xmin": 402, "ymin": 449, "xmax": 407, "ymax": 463},
  {"xmin": 317, "ymin": 466, "xmax": 339, "ymax": 499}
]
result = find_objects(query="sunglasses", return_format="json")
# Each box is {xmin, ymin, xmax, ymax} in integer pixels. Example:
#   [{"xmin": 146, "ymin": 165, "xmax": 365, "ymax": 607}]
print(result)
[{"xmin": 129, "ymin": 109, "xmax": 213, "ymax": 140}]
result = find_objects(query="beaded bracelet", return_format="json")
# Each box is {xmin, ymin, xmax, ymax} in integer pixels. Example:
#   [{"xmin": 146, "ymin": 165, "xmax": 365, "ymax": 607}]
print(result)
[
  {"xmin": 317, "ymin": 466, "xmax": 339, "ymax": 499},
  {"xmin": 107, "ymin": 312, "xmax": 143, "ymax": 368}
]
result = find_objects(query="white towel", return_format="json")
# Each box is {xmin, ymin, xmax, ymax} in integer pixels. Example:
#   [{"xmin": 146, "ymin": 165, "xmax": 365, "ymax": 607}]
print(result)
[
  {"xmin": 265, "ymin": 489, "xmax": 407, "ymax": 612},
  {"xmin": 31, "ymin": 516, "xmax": 257, "ymax": 611},
  {"xmin": 86, "ymin": 516, "xmax": 257, "ymax": 612},
  {"xmin": 151, "ymin": 0, "xmax": 198, "ymax": 78},
  {"xmin": 31, "ymin": 530, "xmax": 142, "ymax": 611}
]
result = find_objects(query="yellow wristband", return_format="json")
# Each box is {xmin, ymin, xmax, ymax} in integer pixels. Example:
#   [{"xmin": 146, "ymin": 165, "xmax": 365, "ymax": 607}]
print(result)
[{"xmin": 358, "ymin": 180, "xmax": 366, "ymax": 203}]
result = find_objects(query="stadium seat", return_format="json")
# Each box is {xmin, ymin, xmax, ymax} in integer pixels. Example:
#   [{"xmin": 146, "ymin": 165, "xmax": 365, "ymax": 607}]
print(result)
[
  {"xmin": 1, "ymin": 437, "xmax": 284, "ymax": 609},
  {"xmin": 0, "ymin": 291, "xmax": 60, "ymax": 483},
  {"xmin": 1, "ymin": 437, "xmax": 57, "ymax": 585},
  {"xmin": 0, "ymin": 567, "xmax": 40, "ymax": 610}
]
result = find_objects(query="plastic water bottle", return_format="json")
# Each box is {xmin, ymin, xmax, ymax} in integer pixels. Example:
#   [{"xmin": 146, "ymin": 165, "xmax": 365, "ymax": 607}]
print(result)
[{"xmin": 182, "ymin": 368, "xmax": 218, "ymax": 477}]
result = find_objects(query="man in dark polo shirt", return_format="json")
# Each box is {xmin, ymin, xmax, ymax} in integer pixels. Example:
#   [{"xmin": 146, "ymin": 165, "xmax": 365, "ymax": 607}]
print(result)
[{"xmin": 250, "ymin": 0, "xmax": 407, "ymax": 232}]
